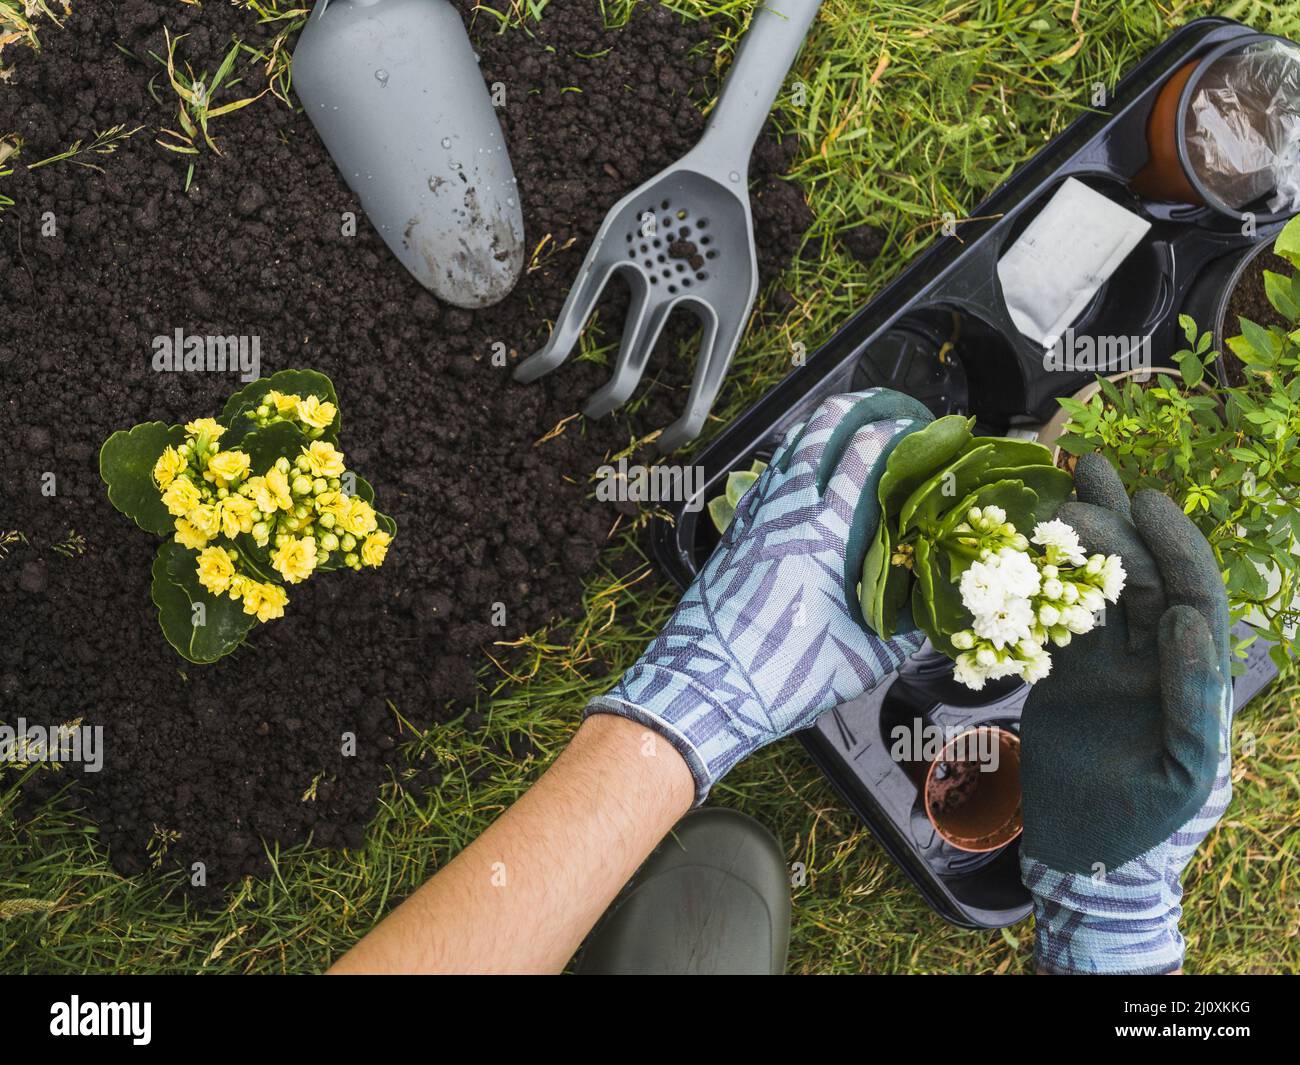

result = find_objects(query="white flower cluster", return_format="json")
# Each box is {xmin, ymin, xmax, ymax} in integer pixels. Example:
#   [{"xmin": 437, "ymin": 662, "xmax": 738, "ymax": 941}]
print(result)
[{"xmin": 949, "ymin": 509, "xmax": 1126, "ymax": 691}]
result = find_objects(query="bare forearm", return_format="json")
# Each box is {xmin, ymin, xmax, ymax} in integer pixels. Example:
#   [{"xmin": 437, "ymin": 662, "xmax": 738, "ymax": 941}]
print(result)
[{"xmin": 329, "ymin": 713, "xmax": 693, "ymax": 974}]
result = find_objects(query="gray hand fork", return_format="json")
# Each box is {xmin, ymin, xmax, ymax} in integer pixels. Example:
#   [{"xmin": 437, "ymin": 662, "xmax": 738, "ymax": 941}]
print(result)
[{"xmin": 514, "ymin": 0, "xmax": 823, "ymax": 452}]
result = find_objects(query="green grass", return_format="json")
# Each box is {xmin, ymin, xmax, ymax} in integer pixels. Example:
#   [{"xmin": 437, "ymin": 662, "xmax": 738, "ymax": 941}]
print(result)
[{"xmin": 3, "ymin": 0, "xmax": 1300, "ymax": 974}]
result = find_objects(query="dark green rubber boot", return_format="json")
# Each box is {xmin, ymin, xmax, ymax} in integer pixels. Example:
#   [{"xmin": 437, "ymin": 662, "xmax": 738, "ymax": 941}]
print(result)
[{"xmin": 575, "ymin": 807, "xmax": 791, "ymax": 975}]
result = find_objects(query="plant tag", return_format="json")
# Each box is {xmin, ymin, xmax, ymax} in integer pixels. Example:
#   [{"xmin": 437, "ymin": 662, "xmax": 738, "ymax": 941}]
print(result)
[{"xmin": 997, "ymin": 177, "xmax": 1150, "ymax": 346}]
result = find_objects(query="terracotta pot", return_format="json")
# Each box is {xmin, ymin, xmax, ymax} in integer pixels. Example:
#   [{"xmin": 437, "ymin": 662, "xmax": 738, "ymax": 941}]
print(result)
[
  {"xmin": 1131, "ymin": 58, "xmax": 1204, "ymax": 207},
  {"xmin": 923, "ymin": 726, "xmax": 1023, "ymax": 853},
  {"xmin": 1131, "ymin": 33, "xmax": 1300, "ymax": 223}
]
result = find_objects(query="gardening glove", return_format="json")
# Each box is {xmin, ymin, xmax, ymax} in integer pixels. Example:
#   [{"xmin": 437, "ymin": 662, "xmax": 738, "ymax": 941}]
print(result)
[
  {"xmin": 1019, "ymin": 453, "xmax": 1233, "ymax": 975},
  {"xmin": 587, "ymin": 389, "xmax": 935, "ymax": 803}
]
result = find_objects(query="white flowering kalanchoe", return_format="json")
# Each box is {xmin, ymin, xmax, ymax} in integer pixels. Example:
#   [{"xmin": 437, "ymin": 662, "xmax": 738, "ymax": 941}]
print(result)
[
  {"xmin": 949, "ymin": 512, "xmax": 1126, "ymax": 691},
  {"xmin": 859, "ymin": 415, "xmax": 1121, "ymax": 693}
]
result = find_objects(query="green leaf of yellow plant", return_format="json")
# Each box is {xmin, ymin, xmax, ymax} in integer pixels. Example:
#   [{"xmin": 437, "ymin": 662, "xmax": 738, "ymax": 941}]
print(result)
[
  {"xmin": 100, "ymin": 421, "xmax": 187, "ymax": 536},
  {"xmin": 240, "ymin": 419, "xmax": 312, "ymax": 476},
  {"xmin": 151, "ymin": 541, "xmax": 256, "ymax": 664}
]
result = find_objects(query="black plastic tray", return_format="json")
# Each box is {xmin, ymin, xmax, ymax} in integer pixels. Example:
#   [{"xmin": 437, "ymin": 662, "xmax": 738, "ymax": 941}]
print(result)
[{"xmin": 652, "ymin": 17, "xmax": 1285, "ymax": 929}]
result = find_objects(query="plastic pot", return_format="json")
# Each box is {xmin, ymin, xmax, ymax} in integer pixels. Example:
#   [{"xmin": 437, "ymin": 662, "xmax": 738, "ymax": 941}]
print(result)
[
  {"xmin": 1131, "ymin": 33, "xmax": 1300, "ymax": 223},
  {"xmin": 923, "ymin": 726, "xmax": 1022, "ymax": 853}
]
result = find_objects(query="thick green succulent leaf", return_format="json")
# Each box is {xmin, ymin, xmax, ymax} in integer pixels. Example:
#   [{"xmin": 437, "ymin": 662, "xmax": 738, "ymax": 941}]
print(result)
[
  {"xmin": 151, "ymin": 541, "xmax": 256, "ymax": 664},
  {"xmin": 879, "ymin": 557, "xmax": 913, "ymax": 640},
  {"xmin": 220, "ymin": 368, "xmax": 340, "ymax": 445},
  {"xmin": 911, "ymin": 538, "xmax": 964, "ymax": 658},
  {"xmin": 707, "ymin": 496, "xmax": 735, "ymax": 535},
  {"xmin": 898, "ymin": 442, "xmax": 997, "ymax": 534},
  {"xmin": 724, "ymin": 468, "xmax": 761, "ymax": 510},
  {"xmin": 899, "ymin": 437, "xmax": 1057, "ymax": 535},
  {"xmin": 877, "ymin": 415, "xmax": 974, "ymax": 516},
  {"xmin": 229, "ymin": 534, "xmax": 281, "ymax": 582},
  {"xmin": 860, "ymin": 521, "xmax": 897, "ymax": 637},
  {"xmin": 983, "ymin": 463, "xmax": 1072, "ymax": 523},
  {"xmin": 707, "ymin": 461, "xmax": 767, "ymax": 534},
  {"xmin": 100, "ymin": 421, "xmax": 187, "ymax": 536}
]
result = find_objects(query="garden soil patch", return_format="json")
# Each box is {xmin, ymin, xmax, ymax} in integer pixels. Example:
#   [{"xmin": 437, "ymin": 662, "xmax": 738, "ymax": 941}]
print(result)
[{"xmin": 0, "ymin": 0, "xmax": 810, "ymax": 896}]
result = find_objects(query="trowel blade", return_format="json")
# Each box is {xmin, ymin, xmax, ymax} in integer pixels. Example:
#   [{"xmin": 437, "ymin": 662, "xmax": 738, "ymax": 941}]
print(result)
[{"xmin": 293, "ymin": 0, "xmax": 525, "ymax": 309}]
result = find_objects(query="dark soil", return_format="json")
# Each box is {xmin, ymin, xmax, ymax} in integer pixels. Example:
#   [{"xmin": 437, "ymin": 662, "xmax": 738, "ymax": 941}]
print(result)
[
  {"xmin": 1221, "ymin": 248, "xmax": 1292, "ymax": 387},
  {"xmin": 0, "ymin": 0, "xmax": 810, "ymax": 897},
  {"xmin": 927, "ymin": 758, "xmax": 980, "ymax": 814},
  {"xmin": 841, "ymin": 223, "xmax": 887, "ymax": 265}
]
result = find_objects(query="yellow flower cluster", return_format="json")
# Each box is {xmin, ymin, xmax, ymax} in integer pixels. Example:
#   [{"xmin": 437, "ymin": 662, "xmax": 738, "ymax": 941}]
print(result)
[
  {"xmin": 246, "ymin": 389, "xmax": 339, "ymax": 436},
  {"xmin": 152, "ymin": 413, "xmax": 393, "ymax": 633},
  {"xmin": 156, "ymin": 421, "xmax": 259, "ymax": 552},
  {"xmin": 195, "ymin": 547, "xmax": 289, "ymax": 622}
]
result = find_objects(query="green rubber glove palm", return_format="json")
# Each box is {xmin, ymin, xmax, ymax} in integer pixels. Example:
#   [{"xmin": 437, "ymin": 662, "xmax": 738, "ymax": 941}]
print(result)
[{"xmin": 1018, "ymin": 454, "xmax": 1232, "ymax": 974}]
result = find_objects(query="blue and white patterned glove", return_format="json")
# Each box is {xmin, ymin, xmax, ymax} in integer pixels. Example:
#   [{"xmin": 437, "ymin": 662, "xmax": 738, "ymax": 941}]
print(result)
[
  {"xmin": 587, "ymin": 390, "xmax": 934, "ymax": 803},
  {"xmin": 1019, "ymin": 455, "xmax": 1233, "ymax": 975}
]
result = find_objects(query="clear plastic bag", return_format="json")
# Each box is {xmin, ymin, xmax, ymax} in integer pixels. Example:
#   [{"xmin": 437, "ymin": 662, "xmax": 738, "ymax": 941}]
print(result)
[{"xmin": 1184, "ymin": 39, "xmax": 1300, "ymax": 213}]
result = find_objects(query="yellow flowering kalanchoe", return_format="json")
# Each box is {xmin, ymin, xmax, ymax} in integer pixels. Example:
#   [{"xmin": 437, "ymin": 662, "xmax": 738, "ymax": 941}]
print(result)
[
  {"xmin": 138, "ymin": 389, "xmax": 393, "ymax": 650},
  {"xmin": 297, "ymin": 394, "xmax": 337, "ymax": 430},
  {"xmin": 161, "ymin": 476, "xmax": 202, "ymax": 518},
  {"xmin": 238, "ymin": 579, "xmax": 289, "ymax": 623},
  {"xmin": 303, "ymin": 440, "xmax": 346, "ymax": 478},
  {"xmin": 105, "ymin": 371, "xmax": 395, "ymax": 663},
  {"xmin": 266, "ymin": 389, "xmax": 301, "ymax": 415},
  {"xmin": 185, "ymin": 417, "xmax": 226, "ymax": 442}
]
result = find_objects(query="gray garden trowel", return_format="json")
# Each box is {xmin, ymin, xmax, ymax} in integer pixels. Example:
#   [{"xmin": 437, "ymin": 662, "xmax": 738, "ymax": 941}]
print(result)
[
  {"xmin": 514, "ymin": 0, "xmax": 823, "ymax": 451},
  {"xmin": 293, "ymin": 0, "xmax": 524, "ymax": 308}
]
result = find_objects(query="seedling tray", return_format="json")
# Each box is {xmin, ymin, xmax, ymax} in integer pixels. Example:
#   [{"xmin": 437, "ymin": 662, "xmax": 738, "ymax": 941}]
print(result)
[{"xmin": 652, "ymin": 17, "xmax": 1285, "ymax": 929}]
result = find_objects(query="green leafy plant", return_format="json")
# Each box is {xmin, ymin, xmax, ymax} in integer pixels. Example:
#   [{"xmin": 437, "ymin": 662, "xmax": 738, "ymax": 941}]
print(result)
[
  {"xmin": 858, "ymin": 416, "xmax": 1121, "ymax": 689},
  {"xmin": 1058, "ymin": 217, "xmax": 1300, "ymax": 666},
  {"xmin": 100, "ymin": 369, "xmax": 396, "ymax": 664}
]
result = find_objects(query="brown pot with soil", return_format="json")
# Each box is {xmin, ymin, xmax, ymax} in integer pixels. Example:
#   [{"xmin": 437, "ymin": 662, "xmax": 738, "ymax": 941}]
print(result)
[{"xmin": 923, "ymin": 726, "xmax": 1023, "ymax": 853}]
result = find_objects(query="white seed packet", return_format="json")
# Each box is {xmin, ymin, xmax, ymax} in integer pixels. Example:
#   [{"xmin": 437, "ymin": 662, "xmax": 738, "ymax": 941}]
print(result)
[{"xmin": 996, "ymin": 177, "xmax": 1151, "ymax": 347}]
